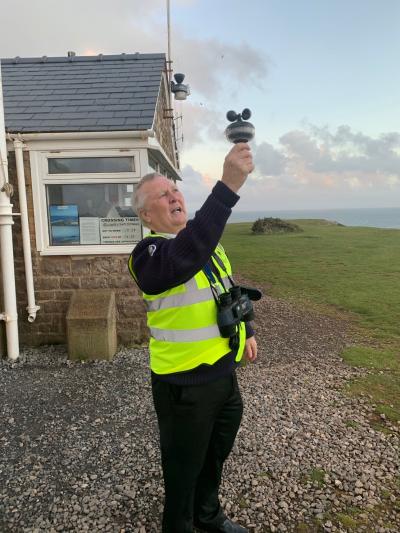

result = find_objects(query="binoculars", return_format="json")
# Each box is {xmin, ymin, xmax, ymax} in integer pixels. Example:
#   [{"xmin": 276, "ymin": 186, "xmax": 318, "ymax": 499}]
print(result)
[{"xmin": 217, "ymin": 286, "xmax": 255, "ymax": 338}]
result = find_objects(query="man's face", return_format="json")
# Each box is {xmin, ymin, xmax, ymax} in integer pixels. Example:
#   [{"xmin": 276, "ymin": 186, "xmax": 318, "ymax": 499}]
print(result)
[{"xmin": 140, "ymin": 176, "xmax": 188, "ymax": 234}]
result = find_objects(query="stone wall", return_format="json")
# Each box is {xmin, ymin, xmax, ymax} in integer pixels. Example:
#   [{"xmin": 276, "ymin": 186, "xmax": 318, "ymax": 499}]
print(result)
[
  {"xmin": 8, "ymin": 152, "xmax": 148, "ymax": 347},
  {"xmin": 153, "ymin": 78, "xmax": 177, "ymax": 166}
]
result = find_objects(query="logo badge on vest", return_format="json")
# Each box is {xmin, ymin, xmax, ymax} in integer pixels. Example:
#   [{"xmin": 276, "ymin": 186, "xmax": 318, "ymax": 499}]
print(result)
[{"xmin": 148, "ymin": 244, "xmax": 157, "ymax": 256}]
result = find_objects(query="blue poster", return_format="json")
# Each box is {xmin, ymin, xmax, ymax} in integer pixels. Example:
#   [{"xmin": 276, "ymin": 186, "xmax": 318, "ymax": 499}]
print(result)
[{"xmin": 49, "ymin": 205, "xmax": 80, "ymax": 245}]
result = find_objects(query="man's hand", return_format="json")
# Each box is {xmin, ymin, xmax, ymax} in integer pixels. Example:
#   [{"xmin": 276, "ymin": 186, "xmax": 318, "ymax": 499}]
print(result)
[
  {"xmin": 221, "ymin": 143, "xmax": 254, "ymax": 193},
  {"xmin": 244, "ymin": 336, "xmax": 257, "ymax": 362}
]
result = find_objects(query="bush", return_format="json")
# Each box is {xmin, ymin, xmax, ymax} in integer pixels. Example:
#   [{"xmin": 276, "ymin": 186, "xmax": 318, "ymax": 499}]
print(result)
[{"xmin": 251, "ymin": 217, "xmax": 303, "ymax": 235}]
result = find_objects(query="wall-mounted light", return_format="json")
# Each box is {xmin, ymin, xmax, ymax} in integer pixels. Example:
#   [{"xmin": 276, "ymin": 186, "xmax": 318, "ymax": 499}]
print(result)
[{"xmin": 171, "ymin": 73, "xmax": 190, "ymax": 101}]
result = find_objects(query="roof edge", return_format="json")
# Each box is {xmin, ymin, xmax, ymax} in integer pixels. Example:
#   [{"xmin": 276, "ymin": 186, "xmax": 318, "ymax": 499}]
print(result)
[
  {"xmin": 6, "ymin": 129, "xmax": 155, "ymax": 141},
  {"xmin": 1, "ymin": 53, "xmax": 166, "ymax": 65}
]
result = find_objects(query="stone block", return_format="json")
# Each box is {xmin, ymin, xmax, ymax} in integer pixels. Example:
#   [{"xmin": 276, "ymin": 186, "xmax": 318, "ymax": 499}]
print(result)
[
  {"xmin": 66, "ymin": 289, "xmax": 117, "ymax": 361},
  {"xmin": 118, "ymin": 319, "xmax": 148, "ymax": 345},
  {"xmin": 56, "ymin": 290, "xmax": 73, "ymax": 301},
  {"xmin": 71, "ymin": 258, "xmax": 91, "ymax": 275},
  {"xmin": 36, "ymin": 290, "xmax": 55, "ymax": 301},
  {"xmin": 41, "ymin": 258, "xmax": 71, "ymax": 276},
  {"xmin": 60, "ymin": 277, "xmax": 81, "ymax": 289},
  {"xmin": 80, "ymin": 277, "xmax": 108, "ymax": 289},
  {"xmin": 36, "ymin": 277, "xmax": 60, "ymax": 290},
  {"xmin": 90, "ymin": 257, "xmax": 115, "ymax": 275},
  {"xmin": 44, "ymin": 300, "xmax": 69, "ymax": 314},
  {"xmin": 109, "ymin": 274, "xmax": 133, "ymax": 289}
]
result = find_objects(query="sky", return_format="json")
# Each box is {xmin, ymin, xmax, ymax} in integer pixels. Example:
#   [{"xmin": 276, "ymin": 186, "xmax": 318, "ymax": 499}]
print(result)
[{"xmin": 1, "ymin": 0, "xmax": 399, "ymax": 212}]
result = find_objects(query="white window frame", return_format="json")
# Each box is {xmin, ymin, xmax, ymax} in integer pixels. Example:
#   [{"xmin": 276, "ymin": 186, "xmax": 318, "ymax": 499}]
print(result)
[{"xmin": 30, "ymin": 148, "xmax": 144, "ymax": 255}]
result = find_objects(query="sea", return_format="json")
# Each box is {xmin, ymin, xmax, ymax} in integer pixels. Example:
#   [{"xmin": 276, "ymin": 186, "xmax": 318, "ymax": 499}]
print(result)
[{"xmin": 228, "ymin": 207, "xmax": 400, "ymax": 229}]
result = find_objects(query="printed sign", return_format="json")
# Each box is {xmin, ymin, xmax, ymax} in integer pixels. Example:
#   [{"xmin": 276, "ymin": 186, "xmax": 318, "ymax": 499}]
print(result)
[
  {"xmin": 79, "ymin": 217, "xmax": 101, "ymax": 245},
  {"xmin": 100, "ymin": 217, "xmax": 142, "ymax": 244}
]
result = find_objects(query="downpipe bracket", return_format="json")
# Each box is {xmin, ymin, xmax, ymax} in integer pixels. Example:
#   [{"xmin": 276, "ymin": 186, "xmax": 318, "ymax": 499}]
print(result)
[
  {"xmin": 0, "ymin": 204, "xmax": 20, "ymax": 224},
  {"xmin": 0, "ymin": 312, "xmax": 18, "ymax": 323},
  {"xmin": 1, "ymin": 182, "xmax": 14, "ymax": 196}
]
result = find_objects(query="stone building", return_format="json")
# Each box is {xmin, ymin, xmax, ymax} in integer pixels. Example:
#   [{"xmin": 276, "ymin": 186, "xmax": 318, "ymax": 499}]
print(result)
[{"xmin": 1, "ymin": 53, "xmax": 180, "ymax": 348}]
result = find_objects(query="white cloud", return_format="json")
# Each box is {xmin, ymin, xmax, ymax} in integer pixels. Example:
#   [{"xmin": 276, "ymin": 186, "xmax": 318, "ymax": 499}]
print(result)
[
  {"xmin": 280, "ymin": 130, "xmax": 320, "ymax": 163},
  {"xmin": 260, "ymin": 125, "xmax": 400, "ymax": 192},
  {"xmin": 253, "ymin": 141, "xmax": 287, "ymax": 176},
  {"xmin": 346, "ymin": 177, "xmax": 362, "ymax": 189},
  {"xmin": 178, "ymin": 102, "xmax": 222, "ymax": 148},
  {"xmin": 173, "ymin": 38, "xmax": 269, "ymax": 101},
  {"xmin": 179, "ymin": 164, "xmax": 212, "ymax": 212},
  {"xmin": 387, "ymin": 175, "xmax": 400, "ymax": 186}
]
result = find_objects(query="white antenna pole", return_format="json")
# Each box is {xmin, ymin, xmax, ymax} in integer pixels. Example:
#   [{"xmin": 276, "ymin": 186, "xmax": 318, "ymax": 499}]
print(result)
[
  {"xmin": 167, "ymin": 0, "xmax": 171, "ymax": 71},
  {"xmin": 166, "ymin": 0, "xmax": 173, "ymax": 113}
]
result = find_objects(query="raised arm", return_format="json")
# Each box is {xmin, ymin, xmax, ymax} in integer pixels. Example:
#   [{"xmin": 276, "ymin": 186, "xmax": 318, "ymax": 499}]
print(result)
[{"xmin": 131, "ymin": 144, "xmax": 254, "ymax": 294}]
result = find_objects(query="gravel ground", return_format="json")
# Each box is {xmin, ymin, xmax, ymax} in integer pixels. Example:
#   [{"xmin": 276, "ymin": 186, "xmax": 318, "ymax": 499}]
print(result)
[{"xmin": 1, "ymin": 293, "xmax": 399, "ymax": 533}]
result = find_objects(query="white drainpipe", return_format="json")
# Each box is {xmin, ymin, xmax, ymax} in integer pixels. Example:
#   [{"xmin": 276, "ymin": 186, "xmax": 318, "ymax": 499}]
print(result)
[
  {"xmin": 12, "ymin": 136, "xmax": 40, "ymax": 322},
  {"xmin": 0, "ymin": 62, "xmax": 19, "ymax": 360}
]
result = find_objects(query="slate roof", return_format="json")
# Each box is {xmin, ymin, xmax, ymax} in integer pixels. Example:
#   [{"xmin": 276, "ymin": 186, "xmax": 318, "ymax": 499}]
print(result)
[{"xmin": 0, "ymin": 53, "xmax": 166, "ymax": 133}]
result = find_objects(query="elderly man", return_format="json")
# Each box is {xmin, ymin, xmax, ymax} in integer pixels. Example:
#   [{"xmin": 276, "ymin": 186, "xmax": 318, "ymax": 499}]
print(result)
[{"xmin": 128, "ymin": 143, "xmax": 257, "ymax": 533}]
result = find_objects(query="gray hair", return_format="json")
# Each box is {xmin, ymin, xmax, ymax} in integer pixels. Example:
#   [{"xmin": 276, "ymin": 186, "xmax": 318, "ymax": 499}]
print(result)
[
  {"xmin": 133, "ymin": 172, "xmax": 162, "ymax": 210},
  {"xmin": 132, "ymin": 173, "xmax": 165, "ymax": 227}
]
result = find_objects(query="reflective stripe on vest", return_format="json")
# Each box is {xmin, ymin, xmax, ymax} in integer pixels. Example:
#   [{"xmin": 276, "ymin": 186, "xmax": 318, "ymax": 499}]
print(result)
[
  {"xmin": 150, "ymin": 324, "xmax": 221, "ymax": 342},
  {"xmin": 145, "ymin": 279, "xmax": 216, "ymax": 312},
  {"xmin": 129, "ymin": 233, "xmax": 245, "ymax": 374}
]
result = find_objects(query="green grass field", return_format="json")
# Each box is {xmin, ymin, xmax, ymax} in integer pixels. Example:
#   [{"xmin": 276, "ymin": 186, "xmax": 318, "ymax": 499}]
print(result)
[{"xmin": 222, "ymin": 220, "xmax": 400, "ymax": 424}]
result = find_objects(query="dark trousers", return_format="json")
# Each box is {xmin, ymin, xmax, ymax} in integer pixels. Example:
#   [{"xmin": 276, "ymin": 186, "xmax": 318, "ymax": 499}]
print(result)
[{"xmin": 151, "ymin": 372, "xmax": 243, "ymax": 533}]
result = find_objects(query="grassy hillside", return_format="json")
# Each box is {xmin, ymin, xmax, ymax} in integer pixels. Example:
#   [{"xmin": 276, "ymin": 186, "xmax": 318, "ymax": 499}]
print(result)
[{"xmin": 222, "ymin": 220, "xmax": 400, "ymax": 424}]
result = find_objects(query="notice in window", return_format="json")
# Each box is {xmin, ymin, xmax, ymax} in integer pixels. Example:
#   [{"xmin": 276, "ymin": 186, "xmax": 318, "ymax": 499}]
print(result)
[
  {"xmin": 99, "ymin": 217, "xmax": 142, "ymax": 244},
  {"xmin": 80, "ymin": 217, "xmax": 101, "ymax": 245},
  {"xmin": 49, "ymin": 205, "xmax": 79, "ymax": 245}
]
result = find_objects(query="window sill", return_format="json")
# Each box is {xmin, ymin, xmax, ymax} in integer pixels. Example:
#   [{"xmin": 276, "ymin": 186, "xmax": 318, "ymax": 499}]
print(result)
[{"xmin": 39, "ymin": 244, "xmax": 136, "ymax": 256}]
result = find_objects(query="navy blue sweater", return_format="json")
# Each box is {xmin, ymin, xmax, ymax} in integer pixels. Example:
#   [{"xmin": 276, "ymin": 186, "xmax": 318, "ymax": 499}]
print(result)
[{"xmin": 129, "ymin": 181, "xmax": 254, "ymax": 385}]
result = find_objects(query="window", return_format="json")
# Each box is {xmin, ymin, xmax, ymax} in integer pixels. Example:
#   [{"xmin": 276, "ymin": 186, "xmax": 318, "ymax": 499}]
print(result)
[
  {"xmin": 148, "ymin": 152, "xmax": 159, "ymax": 172},
  {"xmin": 48, "ymin": 157, "xmax": 135, "ymax": 174},
  {"xmin": 31, "ymin": 149, "xmax": 144, "ymax": 255},
  {"xmin": 46, "ymin": 183, "xmax": 138, "ymax": 246},
  {"xmin": 148, "ymin": 151, "xmax": 174, "ymax": 181}
]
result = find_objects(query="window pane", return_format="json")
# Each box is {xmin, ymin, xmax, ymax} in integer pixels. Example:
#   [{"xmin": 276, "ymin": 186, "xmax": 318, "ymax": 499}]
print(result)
[
  {"xmin": 148, "ymin": 153, "xmax": 158, "ymax": 171},
  {"xmin": 48, "ymin": 157, "xmax": 135, "ymax": 174},
  {"xmin": 46, "ymin": 183, "xmax": 142, "ymax": 246}
]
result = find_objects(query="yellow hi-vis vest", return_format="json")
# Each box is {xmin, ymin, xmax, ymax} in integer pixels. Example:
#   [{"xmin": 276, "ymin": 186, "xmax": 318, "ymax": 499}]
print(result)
[{"xmin": 128, "ymin": 234, "xmax": 246, "ymax": 375}]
